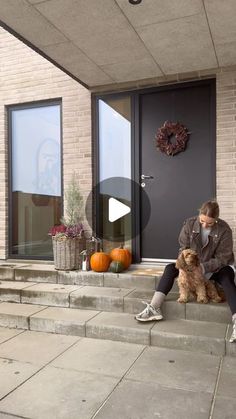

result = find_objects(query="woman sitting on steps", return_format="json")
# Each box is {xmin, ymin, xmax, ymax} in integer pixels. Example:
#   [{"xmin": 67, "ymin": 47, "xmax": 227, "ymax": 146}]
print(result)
[{"xmin": 135, "ymin": 200, "xmax": 236, "ymax": 344}]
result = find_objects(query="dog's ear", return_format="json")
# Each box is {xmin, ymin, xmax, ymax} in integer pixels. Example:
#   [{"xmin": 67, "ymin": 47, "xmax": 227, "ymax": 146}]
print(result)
[{"xmin": 176, "ymin": 252, "xmax": 185, "ymax": 269}]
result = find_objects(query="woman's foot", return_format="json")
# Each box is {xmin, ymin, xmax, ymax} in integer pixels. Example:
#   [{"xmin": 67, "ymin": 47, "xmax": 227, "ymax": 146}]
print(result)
[{"xmin": 135, "ymin": 302, "xmax": 163, "ymax": 322}]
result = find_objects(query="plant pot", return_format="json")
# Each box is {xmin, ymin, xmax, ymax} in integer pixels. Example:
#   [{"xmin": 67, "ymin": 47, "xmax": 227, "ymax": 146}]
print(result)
[{"xmin": 52, "ymin": 235, "xmax": 86, "ymax": 270}]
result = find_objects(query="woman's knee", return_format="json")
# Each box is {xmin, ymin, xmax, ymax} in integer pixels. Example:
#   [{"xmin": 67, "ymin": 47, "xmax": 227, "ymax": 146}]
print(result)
[
  {"xmin": 157, "ymin": 263, "xmax": 178, "ymax": 294},
  {"xmin": 163, "ymin": 262, "xmax": 179, "ymax": 277}
]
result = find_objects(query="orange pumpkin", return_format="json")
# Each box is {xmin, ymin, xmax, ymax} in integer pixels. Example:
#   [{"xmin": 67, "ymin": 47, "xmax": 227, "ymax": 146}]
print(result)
[
  {"xmin": 90, "ymin": 252, "xmax": 111, "ymax": 272},
  {"xmin": 110, "ymin": 245, "xmax": 132, "ymax": 270}
]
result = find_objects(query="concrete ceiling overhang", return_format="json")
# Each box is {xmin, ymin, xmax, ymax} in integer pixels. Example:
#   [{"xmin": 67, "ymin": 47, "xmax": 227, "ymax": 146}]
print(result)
[{"xmin": 0, "ymin": 0, "xmax": 236, "ymax": 92}]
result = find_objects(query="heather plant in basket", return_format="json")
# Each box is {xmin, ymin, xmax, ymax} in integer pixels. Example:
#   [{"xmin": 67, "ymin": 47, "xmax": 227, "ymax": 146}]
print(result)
[
  {"xmin": 50, "ymin": 173, "xmax": 86, "ymax": 270},
  {"xmin": 49, "ymin": 223, "xmax": 84, "ymax": 239}
]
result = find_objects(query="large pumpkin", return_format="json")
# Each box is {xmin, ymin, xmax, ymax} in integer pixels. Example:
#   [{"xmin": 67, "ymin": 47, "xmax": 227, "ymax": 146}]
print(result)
[
  {"xmin": 110, "ymin": 246, "xmax": 132, "ymax": 270},
  {"xmin": 90, "ymin": 252, "xmax": 110, "ymax": 272}
]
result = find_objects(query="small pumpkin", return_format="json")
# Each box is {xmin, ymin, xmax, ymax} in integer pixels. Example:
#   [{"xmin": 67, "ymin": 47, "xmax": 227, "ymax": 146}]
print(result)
[
  {"xmin": 110, "ymin": 245, "xmax": 132, "ymax": 270},
  {"xmin": 109, "ymin": 260, "xmax": 124, "ymax": 273},
  {"xmin": 90, "ymin": 252, "xmax": 111, "ymax": 272}
]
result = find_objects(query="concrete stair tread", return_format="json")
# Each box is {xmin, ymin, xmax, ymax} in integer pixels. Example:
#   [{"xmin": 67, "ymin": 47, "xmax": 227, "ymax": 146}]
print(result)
[
  {"xmin": 70, "ymin": 285, "xmax": 135, "ymax": 312},
  {"xmin": 71, "ymin": 285, "xmax": 134, "ymax": 297},
  {"xmin": 0, "ymin": 302, "xmax": 234, "ymax": 356},
  {"xmin": 21, "ymin": 283, "xmax": 80, "ymax": 292},
  {"xmin": 152, "ymin": 318, "xmax": 227, "ymax": 339},
  {"xmin": 0, "ymin": 281, "xmax": 232, "ymax": 324},
  {"xmin": 0, "ymin": 264, "xmax": 164, "ymax": 289},
  {"xmin": 0, "ymin": 281, "xmax": 37, "ymax": 290},
  {"xmin": 0, "ymin": 301, "xmax": 46, "ymax": 315},
  {"xmin": 151, "ymin": 318, "xmax": 229, "ymax": 356},
  {"xmin": 86, "ymin": 312, "xmax": 231, "ymax": 355}
]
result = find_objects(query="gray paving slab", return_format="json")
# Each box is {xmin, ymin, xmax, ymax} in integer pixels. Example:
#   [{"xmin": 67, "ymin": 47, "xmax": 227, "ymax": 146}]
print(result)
[
  {"xmin": 216, "ymin": 356, "xmax": 236, "ymax": 398},
  {"xmin": 0, "ymin": 413, "xmax": 24, "ymax": 418},
  {"xmin": 186, "ymin": 301, "xmax": 231, "ymax": 323},
  {"xmin": 21, "ymin": 283, "xmax": 80, "ymax": 307},
  {"xmin": 94, "ymin": 379, "xmax": 213, "ymax": 419},
  {"xmin": 0, "ymin": 302, "xmax": 46, "ymax": 329},
  {"xmin": 212, "ymin": 396, "xmax": 236, "ymax": 419},
  {"xmin": 86, "ymin": 311, "xmax": 154, "ymax": 345},
  {"xmin": 0, "ymin": 326, "xmax": 23, "ymax": 344},
  {"xmin": 0, "ymin": 326, "xmax": 231, "ymax": 419},
  {"xmin": 225, "ymin": 325, "xmax": 236, "ymax": 356},
  {"xmin": 126, "ymin": 346, "xmax": 220, "ymax": 393},
  {"xmin": 51, "ymin": 337, "xmax": 145, "ymax": 377},
  {"xmin": 70, "ymin": 285, "xmax": 133, "ymax": 312},
  {"xmin": 58, "ymin": 270, "xmax": 104, "ymax": 286},
  {"xmin": 151, "ymin": 319, "xmax": 227, "ymax": 355},
  {"xmin": 15, "ymin": 264, "xmax": 58, "ymax": 283},
  {"xmin": 0, "ymin": 330, "xmax": 80, "ymax": 366},
  {"xmin": 0, "ymin": 357, "xmax": 39, "ymax": 399},
  {"xmin": 0, "ymin": 281, "xmax": 37, "ymax": 303},
  {"xmin": 30, "ymin": 306, "xmax": 99, "ymax": 336},
  {"xmin": 0, "ymin": 365, "xmax": 119, "ymax": 419}
]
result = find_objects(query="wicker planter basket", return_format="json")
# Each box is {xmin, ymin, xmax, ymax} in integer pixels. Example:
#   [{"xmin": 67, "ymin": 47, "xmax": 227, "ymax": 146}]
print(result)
[{"xmin": 52, "ymin": 235, "xmax": 86, "ymax": 270}]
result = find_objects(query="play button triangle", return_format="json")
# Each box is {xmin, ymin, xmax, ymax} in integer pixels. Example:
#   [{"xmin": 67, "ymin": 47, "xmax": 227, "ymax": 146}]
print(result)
[{"xmin": 108, "ymin": 197, "xmax": 131, "ymax": 222}]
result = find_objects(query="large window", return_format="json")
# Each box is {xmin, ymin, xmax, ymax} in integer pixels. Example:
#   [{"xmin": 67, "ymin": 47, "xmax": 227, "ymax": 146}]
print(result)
[
  {"xmin": 98, "ymin": 96, "xmax": 131, "ymax": 249},
  {"xmin": 9, "ymin": 101, "xmax": 62, "ymax": 258}
]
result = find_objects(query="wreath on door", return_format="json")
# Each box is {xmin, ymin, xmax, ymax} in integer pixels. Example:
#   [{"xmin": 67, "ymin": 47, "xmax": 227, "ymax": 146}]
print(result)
[{"xmin": 155, "ymin": 121, "xmax": 189, "ymax": 156}]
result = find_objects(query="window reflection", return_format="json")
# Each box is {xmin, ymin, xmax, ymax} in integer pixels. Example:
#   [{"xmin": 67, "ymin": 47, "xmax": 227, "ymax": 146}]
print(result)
[
  {"xmin": 10, "ymin": 103, "xmax": 62, "ymax": 258},
  {"xmin": 98, "ymin": 97, "xmax": 131, "ymax": 251}
]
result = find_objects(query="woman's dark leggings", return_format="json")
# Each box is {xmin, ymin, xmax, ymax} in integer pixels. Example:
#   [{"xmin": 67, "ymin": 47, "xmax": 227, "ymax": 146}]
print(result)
[{"xmin": 156, "ymin": 263, "xmax": 236, "ymax": 315}]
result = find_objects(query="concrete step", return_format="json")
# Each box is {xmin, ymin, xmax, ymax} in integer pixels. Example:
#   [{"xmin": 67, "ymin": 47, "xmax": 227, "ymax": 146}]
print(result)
[
  {"xmin": 0, "ymin": 302, "xmax": 234, "ymax": 357},
  {"xmin": 0, "ymin": 263, "xmax": 165, "ymax": 290},
  {"xmin": 124, "ymin": 288, "xmax": 232, "ymax": 323},
  {"xmin": 70, "ymin": 286, "xmax": 134, "ymax": 312},
  {"xmin": 0, "ymin": 281, "xmax": 232, "ymax": 324}
]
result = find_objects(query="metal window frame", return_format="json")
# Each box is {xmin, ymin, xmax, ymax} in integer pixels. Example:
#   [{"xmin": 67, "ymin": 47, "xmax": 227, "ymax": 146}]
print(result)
[
  {"xmin": 7, "ymin": 98, "xmax": 63, "ymax": 260},
  {"xmin": 92, "ymin": 93, "xmax": 140, "ymax": 260}
]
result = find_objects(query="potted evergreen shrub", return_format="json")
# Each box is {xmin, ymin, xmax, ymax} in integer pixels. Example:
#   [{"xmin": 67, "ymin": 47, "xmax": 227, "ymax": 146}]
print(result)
[{"xmin": 49, "ymin": 173, "xmax": 86, "ymax": 270}]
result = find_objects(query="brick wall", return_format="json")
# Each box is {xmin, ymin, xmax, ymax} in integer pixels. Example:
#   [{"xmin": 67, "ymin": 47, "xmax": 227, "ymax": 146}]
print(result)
[
  {"xmin": 217, "ymin": 69, "xmax": 236, "ymax": 253},
  {"xmin": 0, "ymin": 27, "xmax": 92, "ymax": 259},
  {"xmin": 1, "ymin": 26, "xmax": 236, "ymax": 260}
]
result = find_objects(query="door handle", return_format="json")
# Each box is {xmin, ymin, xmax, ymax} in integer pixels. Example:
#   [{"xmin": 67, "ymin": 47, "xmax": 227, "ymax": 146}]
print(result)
[{"xmin": 141, "ymin": 174, "xmax": 154, "ymax": 180}]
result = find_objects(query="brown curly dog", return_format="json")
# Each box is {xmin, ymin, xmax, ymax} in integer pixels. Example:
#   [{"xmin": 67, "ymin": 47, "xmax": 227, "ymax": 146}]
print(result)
[{"xmin": 176, "ymin": 249, "xmax": 222, "ymax": 304}]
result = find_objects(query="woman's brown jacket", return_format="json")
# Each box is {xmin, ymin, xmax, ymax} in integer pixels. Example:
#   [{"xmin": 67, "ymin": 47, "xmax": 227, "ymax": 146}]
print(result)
[{"xmin": 178, "ymin": 216, "xmax": 235, "ymax": 274}]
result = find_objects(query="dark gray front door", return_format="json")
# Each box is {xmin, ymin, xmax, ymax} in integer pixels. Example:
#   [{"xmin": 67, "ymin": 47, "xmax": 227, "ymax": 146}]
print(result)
[{"xmin": 140, "ymin": 80, "xmax": 216, "ymax": 260}]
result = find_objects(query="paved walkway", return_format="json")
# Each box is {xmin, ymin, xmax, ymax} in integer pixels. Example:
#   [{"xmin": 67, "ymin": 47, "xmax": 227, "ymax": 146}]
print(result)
[{"xmin": 0, "ymin": 327, "xmax": 235, "ymax": 419}]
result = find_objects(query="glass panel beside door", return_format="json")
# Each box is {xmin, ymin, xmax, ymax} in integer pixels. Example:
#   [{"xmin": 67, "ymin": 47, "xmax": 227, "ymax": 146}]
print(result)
[
  {"xmin": 9, "ymin": 102, "xmax": 62, "ymax": 258},
  {"xmin": 98, "ymin": 96, "xmax": 131, "ymax": 251}
]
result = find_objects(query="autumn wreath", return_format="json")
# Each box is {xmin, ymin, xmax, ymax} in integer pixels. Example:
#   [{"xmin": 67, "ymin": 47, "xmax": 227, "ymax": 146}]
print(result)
[{"xmin": 155, "ymin": 121, "xmax": 189, "ymax": 156}]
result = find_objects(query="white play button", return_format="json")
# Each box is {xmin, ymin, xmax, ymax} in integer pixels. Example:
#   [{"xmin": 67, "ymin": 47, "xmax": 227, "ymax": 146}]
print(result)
[{"xmin": 108, "ymin": 197, "xmax": 131, "ymax": 222}]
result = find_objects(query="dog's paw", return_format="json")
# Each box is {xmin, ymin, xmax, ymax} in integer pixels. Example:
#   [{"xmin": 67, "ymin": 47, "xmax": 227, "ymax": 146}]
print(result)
[
  {"xmin": 210, "ymin": 296, "xmax": 222, "ymax": 303},
  {"xmin": 177, "ymin": 297, "xmax": 188, "ymax": 303},
  {"xmin": 197, "ymin": 296, "xmax": 208, "ymax": 304}
]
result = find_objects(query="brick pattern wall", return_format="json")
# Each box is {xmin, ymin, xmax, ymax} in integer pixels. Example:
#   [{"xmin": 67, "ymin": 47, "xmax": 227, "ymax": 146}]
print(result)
[
  {"xmin": 1, "ymin": 27, "xmax": 236, "ymax": 260},
  {"xmin": 0, "ymin": 27, "xmax": 92, "ymax": 259},
  {"xmin": 217, "ymin": 70, "xmax": 236, "ymax": 254}
]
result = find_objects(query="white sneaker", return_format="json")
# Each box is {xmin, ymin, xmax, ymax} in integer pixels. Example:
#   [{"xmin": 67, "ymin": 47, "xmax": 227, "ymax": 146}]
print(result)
[
  {"xmin": 135, "ymin": 301, "xmax": 163, "ymax": 322},
  {"xmin": 229, "ymin": 319, "xmax": 236, "ymax": 343}
]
